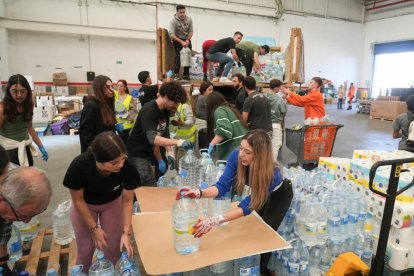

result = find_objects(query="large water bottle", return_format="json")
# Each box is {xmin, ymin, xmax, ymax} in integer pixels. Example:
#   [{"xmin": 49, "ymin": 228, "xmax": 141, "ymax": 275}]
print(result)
[
  {"xmin": 89, "ymin": 250, "xmax": 115, "ymax": 276},
  {"xmin": 208, "ymin": 163, "xmax": 230, "ymax": 223},
  {"xmin": 70, "ymin": 265, "xmax": 87, "ymax": 276},
  {"xmin": 178, "ymin": 150, "xmax": 200, "ymax": 189},
  {"xmin": 115, "ymin": 252, "xmax": 140, "ymax": 276},
  {"xmin": 347, "ymin": 196, "xmax": 360, "ymax": 238},
  {"xmin": 53, "ymin": 200, "xmax": 74, "ymax": 245},
  {"xmin": 172, "ymin": 191, "xmax": 200, "ymax": 255},
  {"xmin": 157, "ymin": 176, "xmax": 167, "ymax": 187},
  {"xmin": 119, "ymin": 262, "xmax": 140, "ymax": 276},
  {"xmin": 13, "ymin": 217, "xmax": 39, "ymax": 242},
  {"xmin": 210, "ymin": 260, "xmax": 233, "ymax": 275},
  {"xmin": 326, "ymin": 197, "xmax": 342, "ymax": 242},
  {"xmin": 233, "ymin": 255, "xmax": 260, "ymax": 276},
  {"xmin": 7, "ymin": 224, "xmax": 22, "ymax": 262},
  {"xmin": 199, "ymin": 159, "xmax": 216, "ymax": 216}
]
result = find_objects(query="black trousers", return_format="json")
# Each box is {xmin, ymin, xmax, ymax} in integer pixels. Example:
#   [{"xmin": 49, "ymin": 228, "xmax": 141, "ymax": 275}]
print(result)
[
  {"xmin": 198, "ymin": 128, "xmax": 209, "ymax": 150},
  {"xmin": 7, "ymin": 145, "xmax": 33, "ymax": 166},
  {"xmin": 258, "ymin": 178, "xmax": 294, "ymax": 275},
  {"xmin": 118, "ymin": 128, "xmax": 131, "ymax": 144},
  {"xmin": 173, "ymin": 40, "xmax": 192, "ymax": 77},
  {"xmin": 236, "ymin": 48, "xmax": 253, "ymax": 76}
]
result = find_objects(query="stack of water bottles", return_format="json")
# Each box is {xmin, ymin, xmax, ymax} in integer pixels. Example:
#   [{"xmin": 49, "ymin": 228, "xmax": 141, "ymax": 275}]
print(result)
[{"xmin": 267, "ymin": 167, "xmax": 373, "ymax": 276}]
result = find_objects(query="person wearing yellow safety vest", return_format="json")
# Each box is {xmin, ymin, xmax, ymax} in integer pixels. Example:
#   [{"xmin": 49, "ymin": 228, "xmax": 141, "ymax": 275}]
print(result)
[
  {"xmin": 114, "ymin": 80, "xmax": 138, "ymax": 143},
  {"xmin": 171, "ymin": 93, "xmax": 197, "ymax": 161}
]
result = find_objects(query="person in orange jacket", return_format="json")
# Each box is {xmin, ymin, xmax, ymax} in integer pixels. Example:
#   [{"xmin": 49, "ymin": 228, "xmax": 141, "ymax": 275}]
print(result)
[
  {"xmin": 347, "ymin": 82, "xmax": 356, "ymax": 110},
  {"xmin": 282, "ymin": 77, "xmax": 326, "ymax": 119}
]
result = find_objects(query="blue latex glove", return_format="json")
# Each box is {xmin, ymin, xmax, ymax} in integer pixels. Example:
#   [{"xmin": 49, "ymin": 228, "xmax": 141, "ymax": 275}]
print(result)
[
  {"xmin": 158, "ymin": 160, "xmax": 167, "ymax": 174},
  {"xmin": 208, "ymin": 143, "xmax": 215, "ymax": 156},
  {"xmin": 39, "ymin": 146, "xmax": 48, "ymax": 161},
  {"xmin": 167, "ymin": 70, "xmax": 174, "ymax": 78},
  {"xmin": 115, "ymin": 123, "xmax": 124, "ymax": 133}
]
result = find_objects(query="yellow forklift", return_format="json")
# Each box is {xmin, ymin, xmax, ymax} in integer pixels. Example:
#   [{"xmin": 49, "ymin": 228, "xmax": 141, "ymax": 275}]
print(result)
[{"xmin": 327, "ymin": 158, "xmax": 414, "ymax": 276}]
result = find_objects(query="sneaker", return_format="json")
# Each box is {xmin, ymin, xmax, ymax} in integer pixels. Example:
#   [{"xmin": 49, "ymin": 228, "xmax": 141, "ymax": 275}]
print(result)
[
  {"xmin": 212, "ymin": 77, "xmax": 220, "ymax": 82},
  {"xmin": 219, "ymin": 77, "xmax": 232, "ymax": 83},
  {"xmin": 173, "ymin": 74, "xmax": 182, "ymax": 81}
]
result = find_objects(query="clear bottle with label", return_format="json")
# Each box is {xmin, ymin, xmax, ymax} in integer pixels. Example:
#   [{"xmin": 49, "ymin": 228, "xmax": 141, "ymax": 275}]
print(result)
[{"xmin": 7, "ymin": 223, "xmax": 22, "ymax": 262}]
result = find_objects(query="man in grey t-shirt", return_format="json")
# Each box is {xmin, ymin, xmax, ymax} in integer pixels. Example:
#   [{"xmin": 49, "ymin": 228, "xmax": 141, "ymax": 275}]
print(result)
[
  {"xmin": 169, "ymin": 4, "xmax": 194, "ymax": 80},
  {"xmin": 393, "ymin": 95, "xmax": 414, "ymax": 152}
]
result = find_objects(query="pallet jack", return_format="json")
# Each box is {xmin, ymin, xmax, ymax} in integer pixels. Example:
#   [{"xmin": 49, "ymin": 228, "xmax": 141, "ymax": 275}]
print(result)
[{"xmin": 327, "ymin": 158, "xmax": 414, "ymax": 276}]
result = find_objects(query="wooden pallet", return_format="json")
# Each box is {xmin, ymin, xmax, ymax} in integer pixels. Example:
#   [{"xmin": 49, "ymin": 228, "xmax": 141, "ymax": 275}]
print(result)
[
  {"xmin": 370, "ymin": 116, "xmax": 394, "ymax": 122},
  {"xmin": 14, "ymin": 229, "xmax": 77, "ymax": 275}
]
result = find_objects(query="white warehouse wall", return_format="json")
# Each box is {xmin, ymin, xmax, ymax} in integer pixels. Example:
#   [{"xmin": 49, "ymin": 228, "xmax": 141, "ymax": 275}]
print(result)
[
  {"xmin": 360, "ymin": 13, "xmax": 414, "ymax": 90},
  {"xmin": 1, "ymin": 0, "xmax": 364, "ymax": 87}
]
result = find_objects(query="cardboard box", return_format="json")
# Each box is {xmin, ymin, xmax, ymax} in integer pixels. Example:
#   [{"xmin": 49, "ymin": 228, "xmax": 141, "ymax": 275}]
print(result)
[
  {"xmin": 370, "ymin": 101, "xmax": 407, "ymax": 120},
  {"xmin": 75, "ymin": 86, "xmax": 88, "ymax": 95},
  {"xmin": 53, "ymin": 72, "xmax": 68, "ymax": 86}
]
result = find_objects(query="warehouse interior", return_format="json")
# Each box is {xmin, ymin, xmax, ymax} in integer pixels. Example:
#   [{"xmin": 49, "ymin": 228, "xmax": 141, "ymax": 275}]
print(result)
[{"xmin": 1, "ymin": 0, "xmax": 414, "ymax": 275}]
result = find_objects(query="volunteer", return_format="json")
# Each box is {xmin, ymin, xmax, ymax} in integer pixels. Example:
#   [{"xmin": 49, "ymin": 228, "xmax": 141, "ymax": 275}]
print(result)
[{"xmin": 114, "ymin": 79, "xmax": 138, "ymax": 143}]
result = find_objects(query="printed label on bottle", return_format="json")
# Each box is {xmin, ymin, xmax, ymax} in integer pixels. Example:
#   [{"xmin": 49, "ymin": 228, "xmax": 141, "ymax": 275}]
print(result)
[
  {"xmin": 179, "ymin": 169, "xmax": 188, "ymax": 178},
  {"xmin": 304, "ymin": 223, "xmax": 317, "ymax": 234},
  {"xmin": 359, "ymin": 212, "xmax": 367, "ymax": 220},
  {"xmin": 288, "ymin": 262, "xmax": 300, "ymax": 273},
  {"xmin": 349, "ymin": 214, "xmax": 359, "ymax": 223},
  {"xmin": 300, "ymin": 261, "xmax": 309, "ymax": 272},
  {"xmin": 318, "ymin": 223, "xmax": 327, "ymax": 234},
  {"xmin": 282, "ymin": 256, "xmax": 289, "ymax": 266},
  {"xmin": 340, "ymin": 215, "xmax": 348, "ymax": 225},
  {"xmin": 9, "ymin": 241, "xmax": 22, "ymax": 253},
  {"xmin": 240, "ymin": 266, "xmax": 259, "ymax": 276},
  {"xmin": 329, "ymin": 217, "xmax": 340, "ymax": 227}
]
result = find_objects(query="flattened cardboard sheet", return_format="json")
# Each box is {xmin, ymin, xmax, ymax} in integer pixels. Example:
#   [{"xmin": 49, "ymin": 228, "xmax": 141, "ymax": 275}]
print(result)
[
  {"xmin": 132, "ymin": 210, "xmax": 290, "ymax": 275},
  {"xmin": 135, "ymin": 187, "xmax": 176, "ymax": 213}
]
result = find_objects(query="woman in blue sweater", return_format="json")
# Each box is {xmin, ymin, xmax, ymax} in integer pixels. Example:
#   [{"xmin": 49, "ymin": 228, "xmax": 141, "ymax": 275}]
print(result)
[{"xmin": 180, "ymin": 129, "xmax": 293, "ymax": 275}]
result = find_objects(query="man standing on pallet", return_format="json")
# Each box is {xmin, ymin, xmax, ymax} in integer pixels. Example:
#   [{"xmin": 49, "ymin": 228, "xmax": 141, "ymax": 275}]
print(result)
[
  {"xmin": 169, "ymin": 4, "xmax": 194, "ymax": 81},
  {"xmin": 0, "ymin": 146, "xmax": 52, "ymax": 275}
]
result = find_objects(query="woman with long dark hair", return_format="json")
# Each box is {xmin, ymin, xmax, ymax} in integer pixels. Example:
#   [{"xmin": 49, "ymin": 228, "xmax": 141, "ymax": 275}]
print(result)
[
  {"xmin": 114, "ymin": 79, "xmax": 138, "ymax": 143},
  {"xmin": 0, "ymin": 74, "xmax": 48, "ymax": 166},
  {"xmin": 64, "ymin": 131, "xmax": 140, "ymax": 273},
  {"xmin": 179, "ymin": 130, "xmax": 293, "ymax": 275},
  {"xmin": 79, "ymin": 75, "xmax": 118, "ymax": 153},
  {"xmin": 206, "ymin": 91, "xmax": 247, "ymax": 160}
]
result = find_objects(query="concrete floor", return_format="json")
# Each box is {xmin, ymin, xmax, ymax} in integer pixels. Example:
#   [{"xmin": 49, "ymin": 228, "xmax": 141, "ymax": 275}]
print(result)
[{"xmin": 34, "ymin": 103, "xmax": 399, "ymax": 229}]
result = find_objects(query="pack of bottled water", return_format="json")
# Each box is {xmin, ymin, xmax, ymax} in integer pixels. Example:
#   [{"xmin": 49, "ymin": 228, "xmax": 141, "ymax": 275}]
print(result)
[{"xmin": 267, "ymin": 167, "xmax": 373, "ymax": 275}]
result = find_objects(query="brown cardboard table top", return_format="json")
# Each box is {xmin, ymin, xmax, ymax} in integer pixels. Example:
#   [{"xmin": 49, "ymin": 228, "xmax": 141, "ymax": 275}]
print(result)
[
  {"xmin": 135, "ymin": 186, "xmax": 177, "ymax": 213},
  {"xmin": 132, "ymin": 210, "xmax": 290, "ymax": 275}
]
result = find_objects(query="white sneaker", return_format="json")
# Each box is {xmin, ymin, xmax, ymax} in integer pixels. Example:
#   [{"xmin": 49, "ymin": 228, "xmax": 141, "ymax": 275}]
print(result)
[{"xmin": 219, "ymin": 77, "xmax": 232, "ymax": 83}]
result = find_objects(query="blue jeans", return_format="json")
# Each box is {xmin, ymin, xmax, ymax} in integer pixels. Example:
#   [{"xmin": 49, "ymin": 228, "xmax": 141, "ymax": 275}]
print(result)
[{"xmin": 206, "ymin": 52, "xmax": 234, "ymax": 78}]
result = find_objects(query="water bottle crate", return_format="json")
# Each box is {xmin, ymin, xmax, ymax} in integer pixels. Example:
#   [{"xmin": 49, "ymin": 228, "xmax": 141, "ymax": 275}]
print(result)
[{"xmin": 13, "ymin": 228, "xmax": 77, "ymax": 276}]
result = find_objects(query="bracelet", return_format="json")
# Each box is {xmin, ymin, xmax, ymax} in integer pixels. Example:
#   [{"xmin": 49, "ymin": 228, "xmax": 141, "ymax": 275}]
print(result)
[
  {"xmin": 123, "ymin": 230, "xmax": 131, "ymax": 236},
  {"xmin": 199, "ymin": 189, "xmax": 203, "ymax": 198},
  {"xmin": 89, "ymin": 224, "xmax": 100, "ymax": 233},
  {"xmin": 0, "ymin": 254, "xmax": 9, "ymax": 262}
]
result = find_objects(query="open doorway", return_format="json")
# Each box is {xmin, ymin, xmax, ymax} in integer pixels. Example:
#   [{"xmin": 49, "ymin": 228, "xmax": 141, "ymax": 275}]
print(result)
[{"xmin": 371, "ymin": 40, "xmax": 414, "ymax": 98}]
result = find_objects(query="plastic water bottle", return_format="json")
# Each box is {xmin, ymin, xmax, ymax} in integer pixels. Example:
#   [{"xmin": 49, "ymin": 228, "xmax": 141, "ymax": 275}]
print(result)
[
  {"xmin": 347, "ymin": 197, "xmax": 360, "ymax": 238},
  {"xmin": 18, "ymin": 270, "xmax": 30, "ymax": 276},
  {"xmin": 234, "ymin": 255, "xmax": 260, "ymax": 276},
  {"xmin": 361, "ymin": 233, "xmax": 373, "ymax": 268},
  {"xmin": 172, "ymin": 191, "xmax": 199, "ymax": 255},
  {"xmin": 210, "ymin": 260, "xmax": 233, "ymax": 275},
  {"xmin": 133, "ymin": 201, "xmax": 140, "ymax": 213},
  {"xmin": 352, "ymin": 234, "xmax": 364, "ymax": 258},
  {"xmin": 53, "ymin": 200, "xmax": 74, "ymax": 245},
  {"xmin": 328, "ymin": 241, "xmax": 342, "ymax": 265},
  {"xmin": 157, "ymin": 176, "xmax": 167, "ymax": 187},
  {"xmin": 357, "ymin": 195, "xmax": 368, "ymax": 235},
  {"xmin": 319, "ymin": 245, "xmax": 331, "ymax": 275},
  {"xmin": 119, "ymin": 262, "xmax": 140, "ymax": 276},
  {"xmin": 208, "ymin": 163, "xmax": 230, "ymax": 221},
  {"xmin": 46, "ymin": 269, "xmax": 58, "ymax": 276},
  {"xmin": 299, "ymin": 199, "xmax": 327, "ymax": 246},
  {"xmin": 89, "ymin": 250, "xmax": 115, "ymax": 276},
  {"xmin": 7, "ymin": 224, "xmax": 22, "ymax": 262},
  {"xmin": 267, "ymin": 252, "xmax": 277, "ymax": 273},
  {"xmin": 298, "ymin": 242, "xmax": 309, "ymax": 275},
  {"xmin": 287, "ymin": 244, "xmax": 300, "ymax": 275},
  {"xmin": 70, "ymin": 265, "xmax": 87, "ymax": 276},
  {"xmin": 115, "ymin": 251, "xmax": 139, "ymax": 276},
  {"xmin": 326, "ymin": 198, "xmax": 342, "ymax": 242},
  {"xmin": 198, "ymin": 149, "xmax": 210, "ymax": 167},
  {"xmin": 178, "ymin": 150, "xmax": 200, "ymax": 189},
  {"xmin": 308, "ymin": 246, "xmax": 322, "ymax": 276},
  {"xmin": 183, "ymin": 267, "xmax": 209, "ymax": 275},
  {"xmin": 199, "ymin": 159, "xmax": 216, "ymax": 216},
  {"xmin": 13, "ymin": 217, "xmax": 39, "ymax": 242}
]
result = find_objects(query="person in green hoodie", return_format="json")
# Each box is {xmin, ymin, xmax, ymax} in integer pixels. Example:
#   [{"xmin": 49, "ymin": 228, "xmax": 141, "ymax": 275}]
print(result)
[{"xmin": 206, "ymin": 91, "xmax": 247, "ymax": 160}]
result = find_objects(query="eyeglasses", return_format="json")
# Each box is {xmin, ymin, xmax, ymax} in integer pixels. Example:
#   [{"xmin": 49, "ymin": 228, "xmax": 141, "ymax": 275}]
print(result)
[
  {"xmin": 2, "ymin": 194, "xmax": 46, "ymax": 222},
  {"xmin": 10, "ymin": 89, "xmax": 28, "ymax": 95}
]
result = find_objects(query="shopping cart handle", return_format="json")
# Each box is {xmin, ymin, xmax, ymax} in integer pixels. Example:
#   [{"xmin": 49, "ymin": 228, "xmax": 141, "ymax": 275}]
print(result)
[{"xmin": 369, "ymin": 158, "xmax": 414, "ymax": 198}]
